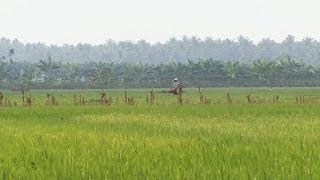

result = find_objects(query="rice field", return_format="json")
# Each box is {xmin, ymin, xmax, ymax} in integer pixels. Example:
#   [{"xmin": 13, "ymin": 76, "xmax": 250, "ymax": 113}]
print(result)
[{"xmin": 1, "ymin": 87, "xmax": 320, "ymax": 179}]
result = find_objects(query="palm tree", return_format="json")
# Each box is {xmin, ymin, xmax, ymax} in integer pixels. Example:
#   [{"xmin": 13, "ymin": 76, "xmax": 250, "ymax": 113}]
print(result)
[
  {"xmin": 310, "ymin": 65, "xmax": 320, "ymax": 86},
  {"xmin": 252, "ymin": 59, "xmax": 277, "ymax": 87},
  {"xmin": 187, "ymin": 58, "xmax": 203, "ymax": 86},
  {"xmin": 36, "ymin": 56, "xmax": 61, "ymax": 88},
  {"xmin": 225, "ymin": 60, "xmax": 240, "ymax": 86},
  {"xmin": 205, "ymin": 59, "xmax": 226, "ymax": 87},
  {"xmin": 0, "ymin": 61, "xmax": 9, "ymax": 87},
  {"xmin": 277, "ymin": 56, "xmax": 314, "ymax": 86},
  {"xmin": 59, "ymin": 63, "xmax": 83, "ymax": 88},
  {"xmin": 105, "ymin": 63, "xmax": 127, "ymax": 88},
  {"xmin": 87, "ymin": 61, "xmax": 111, "ymax": 88},
  {"xmin": 20, "ymin": 66, "xmax": 36, "ymax": 89}
]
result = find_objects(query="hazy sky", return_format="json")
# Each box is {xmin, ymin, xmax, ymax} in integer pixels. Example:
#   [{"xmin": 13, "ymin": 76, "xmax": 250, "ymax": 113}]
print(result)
[{"xmin": 0, "ymin": 0, "xmax": 319, "ymax": 45}]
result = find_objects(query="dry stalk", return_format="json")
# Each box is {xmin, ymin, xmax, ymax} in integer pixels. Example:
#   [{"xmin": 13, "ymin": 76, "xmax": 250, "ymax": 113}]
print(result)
[
  {"xmin": 227, "ymin": 93, "xmax": 232, "ymax": 104},
  {"xmin": 127, "ymin": 97, "xmax": 135, "ymax": 105},
  {"xmin": 147, "ymin": 89, "xmax": 155, "ymax": 105},
  {"xmin": 177, "ymin": 91, "xmax": 183, "ymax": 105},
  {"xmin": 46, "ymin": 93, "xmax": 59, "ymax": 106},
  {"xmin": 199, "ymin": 87, "xmax": 204, "ymax": 103},
  {"xmin": 124, "ymin": 91, "xmax": 127, "ymax": 104},
  {"xmin": 273, "ymin": 96, "xmax": 279, "ymax": 103},
  {"xmin": 0, "ymin": 91, "xmax": 3, "ymax": 106}
]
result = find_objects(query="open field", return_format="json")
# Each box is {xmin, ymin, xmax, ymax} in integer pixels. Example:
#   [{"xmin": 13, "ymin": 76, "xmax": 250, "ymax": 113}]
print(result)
[
  {"xmin": 1, "ymin": 88, "xmax": 320, "ymax": 178},
  {"xmin": 2, "ymin": 87, "xmax": 320, "ymax": 106}
]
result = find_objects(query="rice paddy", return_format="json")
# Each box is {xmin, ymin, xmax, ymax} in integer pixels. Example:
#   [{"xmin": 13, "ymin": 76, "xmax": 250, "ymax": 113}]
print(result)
[{"xmin": 0, "ymin": 87, "xmax": 320, "ymax": 179}]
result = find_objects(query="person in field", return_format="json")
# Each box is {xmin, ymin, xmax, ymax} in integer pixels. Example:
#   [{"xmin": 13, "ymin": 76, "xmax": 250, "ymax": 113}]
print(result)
[{"xmin": 169, "ymin": 77, "xmax": 182, "ymax": 95}]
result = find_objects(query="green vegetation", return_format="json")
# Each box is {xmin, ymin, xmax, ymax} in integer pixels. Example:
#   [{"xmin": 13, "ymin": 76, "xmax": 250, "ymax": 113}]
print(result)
[
  {"xmin": 0, "ymin": 35, "xmax": 319, "ymax": 64},
  {"xmin": 0, "ymin": 88, "xmax": 320, "ymax": 179},
  {"xmin": 1, "ymin": 56, "xmax": 320, "ymax": 89}
]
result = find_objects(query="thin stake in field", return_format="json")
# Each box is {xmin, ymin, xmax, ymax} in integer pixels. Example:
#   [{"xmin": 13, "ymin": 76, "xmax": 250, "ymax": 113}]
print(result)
[
  {"xmin": 177, "ymin": 91, "xmax": 183, "ymax": 105},
  {"xmin": 100, "ymin": 92, "xmax": 112, "ymax": 105},
  {"xmin": 46, "ymin": 93, "xmax": 59, "ymax": 106},
  {"xmin": 146, "ymin": 89, "xmax": 155, "ymax": 105},
  {"xmin": 125, "ymin": 91, "xmax": 135, "ymax": 105},
  {"xmin": 227, "ymin": 93, "xmax": 232, "ymax": 104},
  {"xmin": 0, "ymin": 92, "xmax": 12, "ymax": 107},
  {"xmin": 199, "ymin": 87, "xmax": 211, "ymax": 104},
  {"xmin": 0, "ymin": 91, "xmax": 3, "ymax": 106}
]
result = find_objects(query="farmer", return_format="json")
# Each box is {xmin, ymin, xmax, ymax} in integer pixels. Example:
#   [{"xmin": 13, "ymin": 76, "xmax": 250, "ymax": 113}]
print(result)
[{"xmin": 169, "ymin": 78, "xmax": 182, "ymax": 95}]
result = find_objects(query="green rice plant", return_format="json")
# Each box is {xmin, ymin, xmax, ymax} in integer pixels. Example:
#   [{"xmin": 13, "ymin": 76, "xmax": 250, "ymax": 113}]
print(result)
[{"xmin": 0, "ymin": 88, "xmax": 320, "ymax": 178}]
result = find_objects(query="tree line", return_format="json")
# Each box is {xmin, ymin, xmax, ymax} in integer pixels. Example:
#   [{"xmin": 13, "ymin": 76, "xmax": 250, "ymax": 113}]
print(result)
[
  {"xmin": 0, "ymin": 35, "xmax": 320, "ymax": 64},
  {"xmin": 0, "ymin": 56, "xmax": 320, "ymax": 89}
]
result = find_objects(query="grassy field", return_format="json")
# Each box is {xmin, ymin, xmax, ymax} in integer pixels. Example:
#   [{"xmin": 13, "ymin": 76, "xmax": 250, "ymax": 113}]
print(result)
[{"xmin": 1, "ymin": 88, "xmax": 320, "ymax": 179}]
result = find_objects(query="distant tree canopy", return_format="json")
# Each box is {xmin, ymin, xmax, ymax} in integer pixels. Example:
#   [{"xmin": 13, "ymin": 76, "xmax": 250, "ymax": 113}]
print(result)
[
  {"xmin": 0, "ymin": 35, "xmax": 320, "ymax": 64},
  {"xmin": 1, "ymin": 35, "xmax": 320, "ymax": 89}
]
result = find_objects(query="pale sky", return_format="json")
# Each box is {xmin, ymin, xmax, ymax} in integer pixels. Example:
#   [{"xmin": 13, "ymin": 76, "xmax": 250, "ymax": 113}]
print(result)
[{"xmin": 0, "ymin": 0, "xmax": 319, "ymax": 45}]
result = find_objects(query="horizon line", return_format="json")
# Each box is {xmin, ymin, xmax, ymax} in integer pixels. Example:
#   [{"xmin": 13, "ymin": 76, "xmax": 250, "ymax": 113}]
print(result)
[{"xmin": 0, "ymin": 34, "xmax": 318, "ymax": 47}]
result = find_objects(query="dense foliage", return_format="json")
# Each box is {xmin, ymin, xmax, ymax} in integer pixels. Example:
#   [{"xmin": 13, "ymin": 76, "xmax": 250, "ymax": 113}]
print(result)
[
  {"xmin": 0, "ymin": 55, "xmax": 320, "ymax": 89},
  {"xmin": 0, "ymin": 35, "xmax": 320, "ymax": 64}
]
